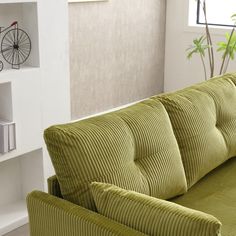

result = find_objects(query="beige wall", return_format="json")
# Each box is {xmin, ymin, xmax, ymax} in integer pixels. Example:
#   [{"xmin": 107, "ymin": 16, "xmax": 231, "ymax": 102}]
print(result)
[{"xmin": 69, "ymin": 0, "xmax": 166, "ymax": 119}]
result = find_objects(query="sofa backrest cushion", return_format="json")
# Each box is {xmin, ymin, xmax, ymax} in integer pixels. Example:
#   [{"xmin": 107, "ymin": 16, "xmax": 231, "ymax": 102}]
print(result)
[
  {"xmin": 226, "ymin": 73, "xmax": 236, "ymax": 86},
  {"xmin": 156, "ymin": 75, "xmax": 236, "ymax": 188},
  {"xmin": 44, "ymin": 99, "xmax": 187, "ymax": 210},
  {"xmin": 91, "ymin": 182, "xmax": 222, "ymax": 236}
]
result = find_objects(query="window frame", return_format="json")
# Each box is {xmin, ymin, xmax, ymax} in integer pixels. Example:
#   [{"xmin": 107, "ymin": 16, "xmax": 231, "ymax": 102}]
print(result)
[{"xmin": 196, "ymin": 0, "xmax": 235, "ymax": 28}]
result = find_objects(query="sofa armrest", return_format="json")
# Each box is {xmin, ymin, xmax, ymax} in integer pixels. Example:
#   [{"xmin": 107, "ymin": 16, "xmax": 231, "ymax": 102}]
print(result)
[
  {"xmin": 47, "ymin": 175, "xmax": 62, "ymax": 198},
  {"xmin": 27, "ymin": 191, "xmax": 147, "ymax": 236}
]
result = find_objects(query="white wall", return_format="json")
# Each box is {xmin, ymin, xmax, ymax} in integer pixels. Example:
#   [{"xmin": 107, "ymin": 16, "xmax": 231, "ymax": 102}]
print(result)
[
  {"xmin": 37, "ymin": 0, "xmax": 71, "ymax": 179},
  {"xmin": 164, "ymin": 0, "xmax": 236, "ymax": 92}
]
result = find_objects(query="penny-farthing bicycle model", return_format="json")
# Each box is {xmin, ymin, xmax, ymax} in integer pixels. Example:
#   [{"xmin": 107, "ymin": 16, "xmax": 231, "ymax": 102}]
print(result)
[{"xmin": 0, "ymin": 21, "xmax": 31, "ymax": 72}]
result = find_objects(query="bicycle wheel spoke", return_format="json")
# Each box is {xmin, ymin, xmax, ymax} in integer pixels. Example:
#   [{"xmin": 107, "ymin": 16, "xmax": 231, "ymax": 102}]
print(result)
[
  {"xmin": 17, "ymin": 30, "xmax": 26, "ymax": 44},
  {"xmin": 19, "ymin": 46, "xmax": 30, "ymax": 51},
  {"xmin": 8, "ymin": 30, "xmax": 14, "ymax": 44},
  {"xmin": 20, "ymin": 46, "xmax": 30, "ymax": 53},
  {"xmin": 4, "ymin": 53, "xmax": 11, "ymax": 62},
  {"xmin": 12, "ymin": 29, "xmax": 16, "ymax": 44},
  {"xmin": 18, "ymin": 37, "xmax": 29, "ymax": 45},
  {"xmin": 4, "ymin": 50, "xmax": 12, "ymax": 58},
  {"xmin": 14, "ymin": 28, "xmax": 19, "ymax": 44},
  {"xmin": 2, "ymin": 42, "xmax": 13, "ymax": 47},
  {"xmin": 18, "ymin": 49, "xmax": 24, "ymax": 62},
  {"xmin": 19, "ymin": 42, "xmax": 31, "ymax": 47},
  {"xmin": 1, "ymin": 46, "xmax": 13, "ymax": 53},
  {"xmin": 3, "ymin": 48, "xmax": 14, "ymax": 64},
  {"xmin": 16, "ymin": 50, "xmax": 20, "ymax": 66},
  {"xmin": 19, "ymin": 48, "xmax": 29, "ymax": 61},
  {"xmin": 19, "ymin": 48, "xmax": 29, "ymax": 56},
  {"xmin": 6, "ymin": 50, "xmax": 13, "ymax": 63},
  {"xmin": 18, "ymin": 50, "xmax": 26, "ymax": 63},
  {"xmin": 3, "ymin": 35, "xmax": 13, "ymax": 45},
  {"xmin": 4, "ymin": 49, "xmax": 13, "ymax": 58},
  {"xmin": 19, "ymin": 48, "xmax": 27, "ymax": 58},
  {"xmin": 12, "ymin": 49, "xmax": 15, "ymax": 65},
  {"xmin": 11, "ymin": 30, "xmax": 17, "ymax": 44},
  {"xmin": 18, "ymin": 31, "xmax": 28, "ymax": 44}
]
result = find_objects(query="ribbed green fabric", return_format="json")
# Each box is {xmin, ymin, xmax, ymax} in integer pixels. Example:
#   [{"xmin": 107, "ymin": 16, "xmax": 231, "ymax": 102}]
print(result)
[
  {"xmin": 225, "ymin": 72, "xmax": 236, "ymax": 85},
  {"xmin": 27, "ymin": 191, "xmax": 147, "ymax": 236},
  {"xmin": 91, "ymin": 182, "xmax": 222, "ymax": 236},
  {"xmin": 172, "ymin": 157, "xmax": 236, "ymax": 236},
  {"xmin": 115, "ymin": 99, "xmax": 187, "ymax": 199},
  {"xmin": 192, "ymin": 76, "xmax": 236, "ymax": 158},
  {"xmin": 155, "ymin": 75, "xmax": 236, "ymax": 188},
  {"xmin": 44, "ymin": 99, "xmax": 187, "ymax": 210},
  {"xmin": 48, "ymin": 175, "xmax": 63, "ymax": 198}
]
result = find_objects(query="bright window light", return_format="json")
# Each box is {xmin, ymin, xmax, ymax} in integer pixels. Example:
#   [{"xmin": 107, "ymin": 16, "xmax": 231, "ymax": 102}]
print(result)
[{"xmin": 197, "ymin": 0, "xmax": 236, "ymax": 27}]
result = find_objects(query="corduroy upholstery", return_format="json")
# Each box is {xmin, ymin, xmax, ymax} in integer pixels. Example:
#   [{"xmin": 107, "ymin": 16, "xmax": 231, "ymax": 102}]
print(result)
[
  {"xmin": 90, "ymin": 182, "xmax": 222, "ymax": 236},
  {"xmin": 34, "ymin": 158, "xmax": 236, "ymax": 236},
  {"xmin": 27, "ymin": 73, "xmax": 236, "ymax": 236},
  {"xmin": 155, "ymin": 74, "xmax": 236, "ymax": 187},
  {"xmin": 44, "ymin": 99, "xmax": 187, "ymax": 211},
  {"xmin": 47, "ymin": 175, "xmax": 63, "ymax": 198},
  {"xmin": 226, "ymin": 73, "xmax": 236, "ymax": 85},
  {"xmin": 172, "ymin": 157, "xmax": 236, "ymax": 236},
  {"xmin": 27, "ymin": 191, "xmax": 147, "ymax": 236}
]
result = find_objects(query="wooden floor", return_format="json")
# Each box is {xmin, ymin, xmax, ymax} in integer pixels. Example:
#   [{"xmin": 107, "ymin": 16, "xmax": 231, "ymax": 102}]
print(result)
[{"xmin": 4, "ymin": 224, "xmax": 30, "ymax": 236}]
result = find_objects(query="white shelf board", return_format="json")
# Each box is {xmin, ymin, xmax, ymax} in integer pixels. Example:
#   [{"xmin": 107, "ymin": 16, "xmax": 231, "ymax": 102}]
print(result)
[
  {"xmin": 0, "ymin": 145, "xmax": 42, "ymax": 163},
  {"xmin": 0, "ymin": 200, "xmax": 28, "ymax": 235},
  {"xmin": 0, "ymin": 67, "xmax": 40, "ymax": 84},
  {"xmin": 0, "ymin": 0, "xmax": 37, "ymax": 4}
]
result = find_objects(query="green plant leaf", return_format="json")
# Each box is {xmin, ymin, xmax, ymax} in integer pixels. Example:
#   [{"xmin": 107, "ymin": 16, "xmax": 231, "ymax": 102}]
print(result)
[
  {"xmin": 231, "ymin": 13, "xmax": 236, "ymax": 24},
  {"xmin": 217, "ymin": 31, "xmax": 236, "ymax": 61},
  {"xmin": 186, "ymin": 35, "xmax": 209, "ymax": 59}
]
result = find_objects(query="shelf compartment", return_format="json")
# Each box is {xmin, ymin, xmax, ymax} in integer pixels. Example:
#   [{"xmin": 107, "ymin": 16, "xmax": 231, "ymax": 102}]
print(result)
[
  {"xmin": 0, "ymin": 200, "xmax": 27, "ymax": 235},
  {"xmin": 0, "ymin": 69, "xmax": 42, "ymax": 161},
  {"xmin": 0, "ymin": 149, "xmax": 44, "ymax": 235},
  {"xmin": 0, "ymin": 2, "xmax": 39, "ymax": 71}
]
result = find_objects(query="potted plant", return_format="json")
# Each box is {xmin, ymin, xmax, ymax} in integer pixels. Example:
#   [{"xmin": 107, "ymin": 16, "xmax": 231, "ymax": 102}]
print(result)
[{"xmin": 187, "ymin": 0, "xmax": 236, "ymax": 80}]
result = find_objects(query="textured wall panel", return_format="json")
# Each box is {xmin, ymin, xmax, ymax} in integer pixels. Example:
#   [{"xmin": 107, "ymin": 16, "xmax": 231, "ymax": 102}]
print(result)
[{"xmin": 69, "ymin": 0, "xmax": 166, "ymax": 119}]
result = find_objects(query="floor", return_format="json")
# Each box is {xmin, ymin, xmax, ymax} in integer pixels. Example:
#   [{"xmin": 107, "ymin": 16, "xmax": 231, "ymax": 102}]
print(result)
[{"xmin": 4, "ymin": 224, "xmax": 30, "ymax": 236}]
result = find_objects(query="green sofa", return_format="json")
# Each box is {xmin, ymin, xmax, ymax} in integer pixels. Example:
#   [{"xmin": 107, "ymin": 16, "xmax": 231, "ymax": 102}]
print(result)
[{"xmin": 27, "ymin": 73, "xmax": 236, "ymax": 236}]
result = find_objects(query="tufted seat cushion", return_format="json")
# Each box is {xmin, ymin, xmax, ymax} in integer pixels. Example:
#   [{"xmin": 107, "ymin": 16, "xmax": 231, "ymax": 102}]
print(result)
[
  {"xmin": 155, "ymin": 75, "xmax": 236, "ymax": 188},
  {"xmin": 44, "ymin": 99, "xmax": 187, "ymax": 210}
]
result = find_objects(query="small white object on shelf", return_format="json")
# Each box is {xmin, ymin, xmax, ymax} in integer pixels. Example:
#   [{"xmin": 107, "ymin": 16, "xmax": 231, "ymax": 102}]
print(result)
[
  {"xmin": 0, "ymin": 120, "xmax": 8, "ymax": 153},
  {"xmin": 0, "ymin": 119, "xmax": 16, "ymax": 154},
  {"xmin": 8, "ymin": 122, "xmax": 16, "ymax": 151}
]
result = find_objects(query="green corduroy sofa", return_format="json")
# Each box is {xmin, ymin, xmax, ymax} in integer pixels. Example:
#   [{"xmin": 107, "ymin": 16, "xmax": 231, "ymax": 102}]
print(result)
[{"xmin": 27, "ymin": 73, "xmax": 236, "ymax": 236}]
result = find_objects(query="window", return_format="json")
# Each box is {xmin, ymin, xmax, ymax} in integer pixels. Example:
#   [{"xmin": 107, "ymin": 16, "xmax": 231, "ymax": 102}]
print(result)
[{"xmin": 196, "ymin": 0, "xmax": 236, "ymax": 27}]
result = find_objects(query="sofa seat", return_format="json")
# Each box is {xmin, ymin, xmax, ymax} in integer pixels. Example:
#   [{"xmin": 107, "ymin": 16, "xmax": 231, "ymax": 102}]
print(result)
[{"xmin": 172, "ymin": 157, "xmax": 236, "ymax": 236}]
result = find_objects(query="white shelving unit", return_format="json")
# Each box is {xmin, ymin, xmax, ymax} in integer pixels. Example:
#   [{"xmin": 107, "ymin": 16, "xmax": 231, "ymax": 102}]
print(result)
[{"xmin": 0, "ymin": 0, "xmax": 70, "ymax": 235}]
